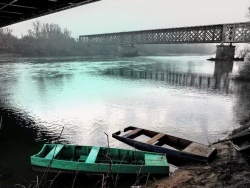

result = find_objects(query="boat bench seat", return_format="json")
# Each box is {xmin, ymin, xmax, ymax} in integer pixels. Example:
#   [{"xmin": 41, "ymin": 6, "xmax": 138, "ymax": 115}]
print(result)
[
  {"xmin": 45, "ymin": 144, "xmax": 64, "ymax": 159},
  {"xmin": 85, "ymin": 146, "xmax": 100, "ymax": 163},
  {"xmin": 147, "ymin": 133, "xmax": 165, "ymax": 144},
  {"xmin": 123, "ymin": 128, "xmax": 142, "ymax": 138},
  {"xmin": 79, "ymin": 155, "xmax": 88, "ymax": 162}
]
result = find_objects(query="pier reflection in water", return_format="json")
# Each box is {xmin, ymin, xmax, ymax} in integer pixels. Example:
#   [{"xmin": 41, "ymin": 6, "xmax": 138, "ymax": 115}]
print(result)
[{"xmin": 103, "ymin": 60, "xmax": 234, "ymax": 93}]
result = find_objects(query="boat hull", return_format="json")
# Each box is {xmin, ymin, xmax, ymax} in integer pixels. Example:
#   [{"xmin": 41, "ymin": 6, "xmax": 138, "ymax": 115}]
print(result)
[
  {"xmin": 112, "ymin": 126, "xmax": 217, "ymax": 163},
  {"xmin": 31, "ymin": 144, "xmax": 169, "ymax": 175},
  {"xmin": 229, "ymin": 131, "xmax": 250, "ymax": 151}
]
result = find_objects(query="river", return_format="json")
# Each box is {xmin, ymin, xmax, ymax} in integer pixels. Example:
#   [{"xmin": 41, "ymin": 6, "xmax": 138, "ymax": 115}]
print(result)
[{"xmin": 0, "ymin": 55, "xmax": 250, "ymax": 187}]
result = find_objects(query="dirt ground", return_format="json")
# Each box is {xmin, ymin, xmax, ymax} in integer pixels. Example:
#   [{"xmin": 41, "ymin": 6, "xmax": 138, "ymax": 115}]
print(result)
[{"xmin": 146, "ymin": 141, "xmax": 250, "ymax": 188}]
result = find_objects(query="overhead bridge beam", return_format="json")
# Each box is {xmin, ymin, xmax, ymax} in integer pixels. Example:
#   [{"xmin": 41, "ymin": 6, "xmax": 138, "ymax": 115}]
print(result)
[
  {"xmin": 0, "ymin": 0, "xmax": 100, "ymax": 28},
  {"xmin": 79, "ymin": 22, "xmax": 250, "ymax": 45}
]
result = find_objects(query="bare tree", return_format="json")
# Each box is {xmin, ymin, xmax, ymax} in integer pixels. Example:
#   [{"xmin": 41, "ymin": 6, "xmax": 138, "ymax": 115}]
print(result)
[
  {"xmin": 246, "ymin": 6, "xmax": 250, "ymax": 19},
  {"xmin": 0, "ymin": 27, "xmax": 13, "ymax": 48},
  {"xmin": 32, "ymin": 20, "xmax": 42, "ymax": 39}
]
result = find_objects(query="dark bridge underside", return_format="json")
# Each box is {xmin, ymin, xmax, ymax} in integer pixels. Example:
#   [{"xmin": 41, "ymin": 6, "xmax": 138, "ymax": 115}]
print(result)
[{"xmin": 0, "ymin": 0, "xmax": 100, "ymax": 28}]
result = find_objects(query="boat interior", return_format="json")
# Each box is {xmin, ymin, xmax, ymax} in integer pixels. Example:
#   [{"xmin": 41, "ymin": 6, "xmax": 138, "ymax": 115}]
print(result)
[
  {"xmin": 115, "ymin": 126, "xmax": 217, "ymax": 159},
  {"xmin": 35, "ymin": 144, "xmax": 146, "ymax": 164},
  {"xmin": 122, "ymin": 127, "xmax": 193, "ymax": 151}
]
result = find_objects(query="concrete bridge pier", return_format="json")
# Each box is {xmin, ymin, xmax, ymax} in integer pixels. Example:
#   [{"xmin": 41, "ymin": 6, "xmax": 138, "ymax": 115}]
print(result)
[
  {"xmin": 215, "ymin": 44, "xmax": 235, "ymax": 60},
  {"xmin": 118, "ymin": 45, "xmax": 138, "ymax": 57}
]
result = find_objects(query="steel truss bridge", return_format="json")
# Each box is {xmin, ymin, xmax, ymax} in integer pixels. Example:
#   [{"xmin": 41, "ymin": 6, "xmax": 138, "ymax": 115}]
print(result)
[{"xmin": 79, "ymin": 22, "xmax": 250, "ymax": 45}]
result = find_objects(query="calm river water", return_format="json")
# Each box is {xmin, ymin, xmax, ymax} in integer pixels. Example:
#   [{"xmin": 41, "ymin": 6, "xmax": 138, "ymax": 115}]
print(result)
[{"xmin": 1, "ymin": 55, "xmax": 250, "ymax": 187}]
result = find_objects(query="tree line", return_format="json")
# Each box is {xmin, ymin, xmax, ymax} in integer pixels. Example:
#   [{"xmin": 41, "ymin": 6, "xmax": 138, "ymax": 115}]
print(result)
[{"xmin": 0, "ymin": 21, "xmax": 93, "ymax": 56}]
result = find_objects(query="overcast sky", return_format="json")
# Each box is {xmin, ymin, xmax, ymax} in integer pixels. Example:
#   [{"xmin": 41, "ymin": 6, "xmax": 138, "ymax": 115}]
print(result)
[{"xmin": 10, "ymin": 0, "xmax": 250, "ymax": 38}]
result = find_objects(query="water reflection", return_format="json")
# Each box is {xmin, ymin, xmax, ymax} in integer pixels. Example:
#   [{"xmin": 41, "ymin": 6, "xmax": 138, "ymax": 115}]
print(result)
[
  {"xmin": 103, "ymin": 60, "xmax": 234, "ymax": 93},
  {"xmin": 0, "ymin": 57, "xmax": 241, "ymax": 145},
  {"xmin": 213, "ymin": 61, "xmax": 233, "ymax": 90},
  {"xmin": 214, "ymin": 61, "xmax": 233, "ymax": 77}
]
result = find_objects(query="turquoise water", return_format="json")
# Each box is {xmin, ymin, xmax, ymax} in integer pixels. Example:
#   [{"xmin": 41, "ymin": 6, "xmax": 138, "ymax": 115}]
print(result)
[{"xmin": 0, "ymin": 55, "xmax": 247, "ymax": 147}]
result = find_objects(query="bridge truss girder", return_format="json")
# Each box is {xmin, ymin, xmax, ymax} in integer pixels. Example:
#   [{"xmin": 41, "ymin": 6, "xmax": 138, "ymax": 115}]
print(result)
[{"xmin": 79, "ymin": 22, "xmax": 250, "ymax": 45}]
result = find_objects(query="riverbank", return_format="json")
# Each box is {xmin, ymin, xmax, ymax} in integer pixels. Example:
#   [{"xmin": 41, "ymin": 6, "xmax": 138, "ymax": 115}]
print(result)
[
  {"xmin": 146, "ymin": 142, "xmax": 250, "ymax": 187},
  {"xmin": 146, "ymin": 119, "xmax": 250, "ymax": 188}
]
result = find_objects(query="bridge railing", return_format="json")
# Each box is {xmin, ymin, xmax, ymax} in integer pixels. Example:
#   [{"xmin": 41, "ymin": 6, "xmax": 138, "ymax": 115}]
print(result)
[
  {"xmin": 223, "ymin": 22, "xmax": 250, "ymax": 43},
  {"xmin": 79, "ymin": 22, "xmax": 250, "ymax": 45}
]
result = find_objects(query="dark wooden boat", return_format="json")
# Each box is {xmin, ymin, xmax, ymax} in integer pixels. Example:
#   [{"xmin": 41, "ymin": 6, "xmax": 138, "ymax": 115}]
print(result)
[
  {"xmin": 31, "ymin": 144, "xmax": 169, "ymax": 175},
  {"xmin": 213, "ymin": 129, "xmax": 250, "ymax": 151},
  {"xmin": 229, "ymin": 130, "xmax": 250, "ymax": 151},
  {"xmin": 112, "ymin": 126, "xmax": 217, "ymax": 163}
]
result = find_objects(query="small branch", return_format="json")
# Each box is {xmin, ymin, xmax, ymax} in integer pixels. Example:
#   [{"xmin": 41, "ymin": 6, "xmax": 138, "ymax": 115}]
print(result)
[
  {"xmin": 48, "ymin": 171, "xmax": 61, "ymax": 188},
  {"xmin": 0, "ymin": 116, "xmax": 2, "ymax": 130},
  {"xmin": 14, "ymin": 184, "xmax": 26, "ymax": 188},
  {"xmin": 133, "ymin": 158, "xmax": 144, "ymax": 186},
  {"xmin": 35, "ymin": 176, "xmax": 39, "ymax": 188},
  {"xmin": 104, "ymin": 132, "xmax": 114, "ymax": 184},
  {"xmin": 104, "ymin": 132, "xmax": 110, "ymax": 154},
  {"xmin": 145, "ymin": 173, "xmax": 150, "ymax": 187},
  {"xmin": 114, "ymin": 154, "xmax": 126, "ymax": 187},
  {"xmin": 153, "ymin": 177, "xmax": 159, "ymax": 186},
  {"xmin": 94, "ymin": 174, "xmax": 106, "ymax": 188},
  {"xmin": 72, "ymin": 160, "xmax": 80, "ymax": 188}
]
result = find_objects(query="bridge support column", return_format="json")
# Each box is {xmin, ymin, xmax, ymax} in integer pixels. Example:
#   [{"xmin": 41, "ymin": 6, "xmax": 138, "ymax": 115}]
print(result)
[
  {"xmin": 118, "ymin": 46, "xmax": 137, "ymax": 57},
  {"xmin": 215, "ymin": 44, "xmax": 235, "ymax": 60}
]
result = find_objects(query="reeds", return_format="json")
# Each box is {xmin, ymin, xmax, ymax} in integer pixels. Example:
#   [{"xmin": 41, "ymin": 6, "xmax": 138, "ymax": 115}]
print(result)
[{"xmin": 0, "ymin": 116, "xmax": 2, "ymax": 130}]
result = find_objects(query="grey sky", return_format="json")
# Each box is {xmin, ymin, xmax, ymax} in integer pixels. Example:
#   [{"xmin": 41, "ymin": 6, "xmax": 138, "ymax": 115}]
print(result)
[{"xmin": 10, "ymin": 0, "xmax": 250, "ymax": 38}]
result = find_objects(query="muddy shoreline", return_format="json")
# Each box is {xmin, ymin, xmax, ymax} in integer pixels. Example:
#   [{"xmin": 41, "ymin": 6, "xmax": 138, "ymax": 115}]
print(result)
[
  {"xmin": 146, "ymin": 142, "xmax": 250, "ymax": 188},
  {"xmin": 146, "ymin": 119, "xmax": 250, "ymax": 188}
]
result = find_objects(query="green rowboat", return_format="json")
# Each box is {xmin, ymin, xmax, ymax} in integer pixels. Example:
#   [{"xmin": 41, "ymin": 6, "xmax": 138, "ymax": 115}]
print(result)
[{"xmin": 31, "ymin": 144, "xmax": 169, "ymax": 175}]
